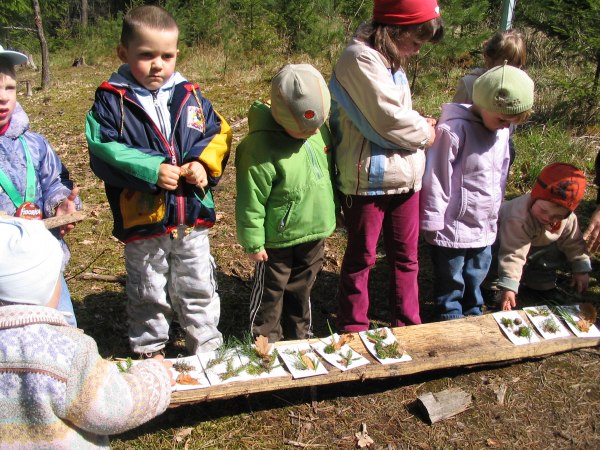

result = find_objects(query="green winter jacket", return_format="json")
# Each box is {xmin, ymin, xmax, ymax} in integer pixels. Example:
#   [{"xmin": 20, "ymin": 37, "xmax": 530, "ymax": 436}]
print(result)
[{"xmin": 235, "ymin": 101, "xmax": 336, "ymax": 253}]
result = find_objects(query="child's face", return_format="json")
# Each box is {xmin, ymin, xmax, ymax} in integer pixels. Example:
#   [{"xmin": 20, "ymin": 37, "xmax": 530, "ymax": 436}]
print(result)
[
  {"xmin": 531, "ymin": 199, "xmax": 570, "ymax": 228},
  {"xmin": 396, "ymin": 36, "xmax": 427, "ymax": 58},
  {"xmin": 117, "ymin": 26, "xmax": 179, "ymax": 91},
  {"xmin": 479, "ymin": 109, "xmax": 521, "ymax": 132},
  {"xmin": 285, "ymin": 127, "xmax": 319, "ymax": 140},
  {"xmin": 0, "ymin": 65, "xmax": 17, "ymax": 129}
]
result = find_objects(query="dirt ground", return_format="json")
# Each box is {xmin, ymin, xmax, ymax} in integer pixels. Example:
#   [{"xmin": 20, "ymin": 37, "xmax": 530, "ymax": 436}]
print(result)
[{"xmin": 17, "ymin": 62, "xmax": 600, "ymax": 449}]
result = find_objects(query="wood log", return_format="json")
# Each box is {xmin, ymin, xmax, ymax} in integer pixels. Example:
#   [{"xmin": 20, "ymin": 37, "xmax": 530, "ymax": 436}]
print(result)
[
  {"xmin": 169, "ymin": 313, "xmax": 600, "ymax": 407},
  {"xmin": 416, "ymin": 388, "xmax": 472, "ymax": 424}
]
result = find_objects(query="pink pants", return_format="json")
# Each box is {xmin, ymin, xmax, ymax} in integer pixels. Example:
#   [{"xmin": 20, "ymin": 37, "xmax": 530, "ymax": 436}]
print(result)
[{"xmin": 336, "ymin": 191, "xmax": 421, "ymax": 332}]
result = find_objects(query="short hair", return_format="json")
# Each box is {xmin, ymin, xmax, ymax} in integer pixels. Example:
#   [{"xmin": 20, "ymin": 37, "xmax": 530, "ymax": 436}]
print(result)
[
  {"xmin": 120, "ymin": 5, "xmax": 178, "ymax": 47},
  {"xmin": 357, "ymin": 17, "xmax": 444, "ymax": 72},
  {"xmin": 483, "ymin": 30, "xmax": 527, "ymax": 69},
  {"xmin": 0, "ymin": 59, "xmax": 17, "ymax": 78}
]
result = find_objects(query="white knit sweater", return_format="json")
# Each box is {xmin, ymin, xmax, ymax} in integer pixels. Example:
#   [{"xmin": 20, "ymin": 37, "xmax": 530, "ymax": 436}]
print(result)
[{"xmin": 0, "ymin": 305, "xmax": 171, "ymax": 449}]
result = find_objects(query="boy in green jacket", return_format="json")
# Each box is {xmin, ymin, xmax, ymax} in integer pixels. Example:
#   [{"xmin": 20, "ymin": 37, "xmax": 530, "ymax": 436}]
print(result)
[{"xmin": 235, "ymin": 64, "xmax": 336, "ymax": 342}]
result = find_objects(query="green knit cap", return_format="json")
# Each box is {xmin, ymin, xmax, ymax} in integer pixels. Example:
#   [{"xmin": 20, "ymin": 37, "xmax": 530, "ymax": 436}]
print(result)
[{"xmin": 473, "ymin": 64, "xmax": 534, "ymax": 115}]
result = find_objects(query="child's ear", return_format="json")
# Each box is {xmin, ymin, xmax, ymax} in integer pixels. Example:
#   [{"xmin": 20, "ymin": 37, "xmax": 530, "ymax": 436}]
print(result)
[{"xmin": 116, "ymin": 44, "xmax": 128, "ymax": 63}]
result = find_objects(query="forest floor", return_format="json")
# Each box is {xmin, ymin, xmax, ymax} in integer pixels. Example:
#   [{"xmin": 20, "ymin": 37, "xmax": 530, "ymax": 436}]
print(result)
[{"xmin": 17, "ymin": 59, "xmax": 600, "ymax": 449}]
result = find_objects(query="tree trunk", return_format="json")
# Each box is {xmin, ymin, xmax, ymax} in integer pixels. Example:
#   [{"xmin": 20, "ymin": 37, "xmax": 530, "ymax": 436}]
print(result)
[
  {"xmin": 81, "ymin": 0, "xmax": 88, "ymax": 29},
  {"xmin": 31, "ymin": 0, "xmax": 50, "ymax": 89}
]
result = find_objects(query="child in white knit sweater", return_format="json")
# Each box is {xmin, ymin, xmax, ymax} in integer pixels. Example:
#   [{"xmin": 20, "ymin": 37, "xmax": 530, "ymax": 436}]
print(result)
[{"xmin": 0, "ymin": 217, "xmax": 173, "ymax": 449}]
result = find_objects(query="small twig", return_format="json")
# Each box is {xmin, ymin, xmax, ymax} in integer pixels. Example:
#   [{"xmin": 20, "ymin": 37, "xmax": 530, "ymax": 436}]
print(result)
[{"xmin": 78, "ymin": 272, "xmax": 126, "ymax": 284}]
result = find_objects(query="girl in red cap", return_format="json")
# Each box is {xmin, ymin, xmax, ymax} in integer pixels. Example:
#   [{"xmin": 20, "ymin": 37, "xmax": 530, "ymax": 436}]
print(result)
[
  {"xmin": 329, "ymin": 0, "xmax": 443, "ymax": 332},
  {"xmin": 494, "ymin": 163, "xmax": 591, "ymax": 311}
]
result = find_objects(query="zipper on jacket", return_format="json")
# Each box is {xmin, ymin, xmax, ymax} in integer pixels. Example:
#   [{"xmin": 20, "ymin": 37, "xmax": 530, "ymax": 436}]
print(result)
[
  {"xmin": 171, "ymin": 90, "xmax": 193, "ymax": 226},
  {"xmin": 279, "ymin": 202, "xmax": 294, "ymax": 232},
  {"xmin": 305, "ymin": 140, "xmax": 323, "ymax": 179},
  {"xmin": 123, "ymin": 91, "xmax": 182, "ymax": 225}
]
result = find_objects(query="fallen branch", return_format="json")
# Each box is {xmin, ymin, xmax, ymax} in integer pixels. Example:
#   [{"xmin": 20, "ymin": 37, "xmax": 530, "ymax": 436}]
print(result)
[
  {"xmin": 79, "ymin": 272, "xmax": 126, "ymax": 284},
  {"xmin": 42, "ymin": 211, "xmax": 86, "ymax": 229}
]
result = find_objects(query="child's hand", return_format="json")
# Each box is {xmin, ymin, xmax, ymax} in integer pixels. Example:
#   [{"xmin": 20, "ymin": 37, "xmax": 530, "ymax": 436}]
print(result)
[
  {"xmin": 247, "ymin": 250, "xmax": 268, "ymax": 262},
  {"xmin": 158, "ymin": 164, "xmax": 181, "ymax": 191},
  {"xmin": 571, "ymin": 272, "xmax": 589, "ymax": 294},
  {"xmin": 55, "ymin": 185, "xmax": 79, "ymax": 237},
  {"xmin": 180, "ymin": 161, "xmax": 208, "ymax": 188},
  {"xmin": 501, "ymin": 290, "xmax": 516, "ymax": 311},
  {"xmin": 152, "ymin": 354, "xmax": 176, "ymax": 386},
  {"xmin": 424, "ymin": 122, "xmax": 437, "ymax": 148}
]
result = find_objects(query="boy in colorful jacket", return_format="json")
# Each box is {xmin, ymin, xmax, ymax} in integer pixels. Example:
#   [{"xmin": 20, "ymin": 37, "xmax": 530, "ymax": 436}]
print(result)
[
  {"xmin": 496, "ymin": 163, "xmax": 591, "ymax": 310},
  {"xmin": 0, "ymin": 45, "xmax": 81, "ymax": 327},
  {"xmin": 235, "ymin": 64, "xmax": 336, "ymax": 342},
  {"xmin": 86, "ymin": 5, "xmax": 231, "ymax": 356},
  {"xmin": 0, "ymin": 217, "xmax": 172, "ymax": 449}
]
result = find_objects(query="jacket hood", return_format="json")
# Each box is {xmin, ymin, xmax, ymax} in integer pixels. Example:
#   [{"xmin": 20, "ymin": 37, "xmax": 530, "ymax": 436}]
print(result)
[
  {"xmin": 109, "ymin": 64, "xmax": 187, "ymax": 96},
  {"xmin": 438, "ymin": 103, "xmax": 483, "ymax": 125},
  {"xmin": 4, "ymin": 102, "xmax": 29, "ymax": 139},
  {"xmin": 246, "ymin": 101, "xmax": 284, "ymax": 135}
]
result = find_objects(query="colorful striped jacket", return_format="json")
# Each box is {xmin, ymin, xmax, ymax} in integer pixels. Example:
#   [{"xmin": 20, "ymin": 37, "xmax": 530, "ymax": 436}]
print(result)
[{"xmin": 86, "ymin": 67, "xmax": 231, "ymax": 242}]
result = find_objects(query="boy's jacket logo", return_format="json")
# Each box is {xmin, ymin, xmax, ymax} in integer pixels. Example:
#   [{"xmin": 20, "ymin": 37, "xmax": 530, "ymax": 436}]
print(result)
[{"xmin": 187, "ymin": 106, "xmax": 205, "ymax": 133}]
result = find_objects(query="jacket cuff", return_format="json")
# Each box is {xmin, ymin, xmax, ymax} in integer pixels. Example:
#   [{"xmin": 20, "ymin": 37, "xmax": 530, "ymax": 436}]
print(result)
[
  {"xmin": 497, "ymin": 276, "xmax": 520, "ymax": 293},
  {"xmin": 571, "ymin": 258, "xmax": 592, "ymax": 274}
]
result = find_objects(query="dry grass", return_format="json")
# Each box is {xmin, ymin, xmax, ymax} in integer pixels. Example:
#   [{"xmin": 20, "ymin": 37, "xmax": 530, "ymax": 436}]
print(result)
[{"xmin": 15, "ymin": 54, "xmax": 600, "ymax": 449}]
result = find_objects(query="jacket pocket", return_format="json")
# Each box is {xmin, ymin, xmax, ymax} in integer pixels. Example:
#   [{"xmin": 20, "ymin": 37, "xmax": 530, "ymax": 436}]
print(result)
[
  {"xmin": 120, "ymin": 189, "xmax": 166, "ymax": 229},
  {"xmin": 278, "ymin": 201, "xmax": 295, "ymax": 232}
]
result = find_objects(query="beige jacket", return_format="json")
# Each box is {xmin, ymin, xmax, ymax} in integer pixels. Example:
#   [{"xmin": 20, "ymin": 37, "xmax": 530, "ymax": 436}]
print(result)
[{"xmin": 497, "ymin": 193, "xmax": 591, "ymax": 292}]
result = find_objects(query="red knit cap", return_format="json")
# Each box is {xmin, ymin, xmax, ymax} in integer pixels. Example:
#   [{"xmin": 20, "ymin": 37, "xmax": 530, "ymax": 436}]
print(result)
[
  {"xmin": 531, "ymin": 163, "xmax": 587, "ymax": 212},
  {"xmin": 373, "ymin": 0, "xmax": 441, "ymax": 25}
]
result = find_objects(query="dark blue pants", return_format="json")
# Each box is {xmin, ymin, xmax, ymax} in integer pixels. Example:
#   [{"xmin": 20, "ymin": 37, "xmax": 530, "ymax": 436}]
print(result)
[{"xmin": 429, "ymin": 245, "xmax": 492, "ymax": 320}]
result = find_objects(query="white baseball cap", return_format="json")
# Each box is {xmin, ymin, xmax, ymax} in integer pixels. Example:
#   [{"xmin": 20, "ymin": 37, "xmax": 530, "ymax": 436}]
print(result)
[{"xmin": 0, "ymin": 44, "xmax": 28, "ymax": 65}]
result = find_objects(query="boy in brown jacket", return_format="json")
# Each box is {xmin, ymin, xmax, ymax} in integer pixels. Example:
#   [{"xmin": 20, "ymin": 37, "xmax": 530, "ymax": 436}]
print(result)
[{"xmin": 495, "ymin": 163, "xmax": 591, "ymax": 310}]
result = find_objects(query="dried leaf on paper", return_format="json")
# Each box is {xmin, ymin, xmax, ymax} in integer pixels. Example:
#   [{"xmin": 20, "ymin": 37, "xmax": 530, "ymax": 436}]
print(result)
[
  {"xmin": 176, "ymin": 373, "xmax": 200, "ymax": 385},
  {"xmin": 255, "ymin": 335, "xmax": 271, "ymax": 357}
]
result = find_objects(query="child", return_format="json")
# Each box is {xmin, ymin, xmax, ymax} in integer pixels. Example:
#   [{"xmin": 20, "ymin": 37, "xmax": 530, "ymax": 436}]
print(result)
[
  {"xmin": 496, "ymin": 163, "xmax": 591, "ymax": 311},
  {"xmin": 329, "ymin": 0, "xmax": 443, "ymax": 332},
  {"xmin": 86, "ymin": 5, "xmax": 232, "ymax": 356},
  {"xmin": 453, "ymin": 30, "xmax": 526, "ymax": 104},
  {"xmin": 0, "ymin": 217, "xmax": 172, "ymax": 448},
  {"xmin": 420, "ymin": 64, "xmax": 534, "ymax": 320},
  {"xmin": 235, "ymin": 64, "xmax": 336, "ymax": 342},
  {"xmin": 0, "ymin": 45, "xmax": 81, "ymax": 327}
]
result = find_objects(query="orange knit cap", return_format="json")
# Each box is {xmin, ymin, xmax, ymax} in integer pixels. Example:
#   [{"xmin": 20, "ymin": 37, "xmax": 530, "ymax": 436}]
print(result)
[{"xmin": 531, "ymin": 163, "xmax": 587, "ymax": 212}]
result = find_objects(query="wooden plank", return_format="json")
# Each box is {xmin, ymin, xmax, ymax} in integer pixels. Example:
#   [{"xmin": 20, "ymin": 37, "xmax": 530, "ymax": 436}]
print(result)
[{"xmin": 170, "ymin": 313, "xmax": 599, "ymax": 407}]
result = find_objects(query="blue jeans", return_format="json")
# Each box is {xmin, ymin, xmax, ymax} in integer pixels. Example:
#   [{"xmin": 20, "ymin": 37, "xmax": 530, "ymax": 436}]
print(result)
[
  {"xmin": 58, "ymin": 275, "xmax": 77, "ymax": 327},
  {"xmin": 429, "ymin": 245, "xmax": 492, "ymax": 320}
]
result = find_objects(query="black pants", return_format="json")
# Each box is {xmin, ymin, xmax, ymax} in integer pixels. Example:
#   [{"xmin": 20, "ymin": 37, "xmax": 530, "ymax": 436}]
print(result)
[{"xmin": 249, "ymin": 239, "xmax": 325, "ymax": 342}]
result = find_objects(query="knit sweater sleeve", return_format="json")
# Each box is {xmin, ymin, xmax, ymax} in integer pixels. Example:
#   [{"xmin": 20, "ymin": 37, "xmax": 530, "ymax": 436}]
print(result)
[{"xmin": 64, "ymin": 337, "xmax": 171, "ymax": 435}]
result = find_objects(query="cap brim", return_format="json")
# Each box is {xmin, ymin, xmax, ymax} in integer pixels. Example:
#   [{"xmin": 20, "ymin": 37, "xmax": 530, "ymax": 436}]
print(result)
[{"xmin": 0, "ymin": 51, "xmax": 28, "ymax": 66}]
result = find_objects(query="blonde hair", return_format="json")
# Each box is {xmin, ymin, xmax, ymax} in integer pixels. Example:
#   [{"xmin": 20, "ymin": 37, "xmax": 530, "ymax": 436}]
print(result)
[{"xmin": 483, "ymin": 30, "xmax": 527, "ymax": 69}]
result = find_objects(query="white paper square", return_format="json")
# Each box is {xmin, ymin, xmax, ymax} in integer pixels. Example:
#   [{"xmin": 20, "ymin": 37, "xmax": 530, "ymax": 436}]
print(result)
[
  {"xmin": 554, "ymin": 304, "xmax": 600, "ymax": 338},
  {"xmin": 236, "ymin": 344, "xmax": 289, "ymax": 379},
  {"xmin": 198, "ymin": 349, "xmax": 249, "ymax": 385},
  {"xmin": 493, "ymin": 311, "xmax": 540, "ymax": 345},
  {"xmin": 358, "ymin": 327, "xmax": 412, "ymax": 364},
  {"xmin": 311, "ymin": 334, "xmax": 370, "ymax": 371},
  {"xmin": 523, "ymin": 305, "xmax": 571, "ymax": 339},
  {"xmin": 277, "ymin": 342, "xmax": 328, "ymax": 379},
  {"xmin": 166, "ymin": 355, "xmax": 210, "ymax": 391}
]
